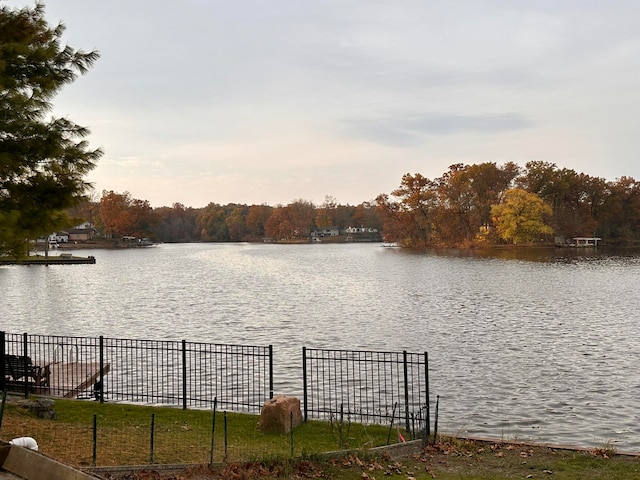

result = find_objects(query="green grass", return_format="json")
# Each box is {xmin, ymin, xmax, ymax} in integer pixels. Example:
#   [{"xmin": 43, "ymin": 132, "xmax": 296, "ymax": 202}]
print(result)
[
  {"xmin": 1, "ymin": 396, "xmax": 402, "ymax": 467},
  {"xmin": 3, "ymin": 397, "xmax": 640, "ymax": 479}
]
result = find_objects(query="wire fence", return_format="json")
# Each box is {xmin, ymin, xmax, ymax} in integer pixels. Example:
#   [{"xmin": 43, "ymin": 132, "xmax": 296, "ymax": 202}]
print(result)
[{"xmin": 0, "ymin": 395, "xmax": 417, "ymax": 469}]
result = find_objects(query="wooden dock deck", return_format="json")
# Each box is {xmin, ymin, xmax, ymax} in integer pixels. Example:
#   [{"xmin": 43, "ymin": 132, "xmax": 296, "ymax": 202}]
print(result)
[
  {"xmin": 0, "ymin": 256, "xmax": 96, "ymax": 266},
  {"xmin": 47, "ymin": 362, "xmax": 110, "ymax": 398},
  {"xmin": 3, "ymin": 359, "xmax": 109, "ymax": 398}
]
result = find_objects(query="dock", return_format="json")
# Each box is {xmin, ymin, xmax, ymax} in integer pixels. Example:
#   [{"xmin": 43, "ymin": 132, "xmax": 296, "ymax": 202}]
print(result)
[
  {"xmin": 3, "ymin": 361, "xmax": 109, "ymax": 399},
  {"xmin": 0, "ymin": 256, "xmax": 96, "ymax": 266},
  {"xmin": 47, "ymin": 362, "xmax": 110, "ymax": 398}
]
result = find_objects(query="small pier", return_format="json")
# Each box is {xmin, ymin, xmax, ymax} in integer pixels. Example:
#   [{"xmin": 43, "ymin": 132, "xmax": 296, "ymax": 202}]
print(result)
[
  {"xmin": 47, "ymin": 362, "xmax": 110, "ymax": 398},
  {"xmin": 0, "ymin": 256, "xmax": 96, "ymax": 266},
  {"xmin": 571, "ymin": 237, "xmax": 601, "ymax": 247},
  {"xmin": 3, "ymin": 360, "xmax": 109, "ymax": 399}
]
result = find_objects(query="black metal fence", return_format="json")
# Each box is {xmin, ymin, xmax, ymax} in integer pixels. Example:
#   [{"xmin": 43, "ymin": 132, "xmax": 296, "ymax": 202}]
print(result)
[
  {"xmin": 1, "ymin": 332, "xmax": 429, "ymax": 433},
  {"xmin": 302, "ymin": 348, "xmax": 429, "ymax": 435},
  {"xmin": 0, "ymin": 332, "xmax": 273, "ymax": 413}
]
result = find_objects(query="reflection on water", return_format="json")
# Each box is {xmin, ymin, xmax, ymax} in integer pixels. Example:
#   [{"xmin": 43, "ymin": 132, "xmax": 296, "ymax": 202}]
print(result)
[{"xmin": 1, "ymin": 243, "xmax": 640, "ymax": 451}]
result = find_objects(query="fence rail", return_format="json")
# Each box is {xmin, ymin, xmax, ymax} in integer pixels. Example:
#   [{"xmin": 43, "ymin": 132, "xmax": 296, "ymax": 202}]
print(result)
[
  {"xmin": 0, "ymin": 332, "xmax": 273, "ymax": 413},
  {"xmin": 1, "ymin": 331, "xmax": 430, "ymax": 442},
  {"xmin": 1, "ymin": 331, "xmax": 432, "ymax": 466}
]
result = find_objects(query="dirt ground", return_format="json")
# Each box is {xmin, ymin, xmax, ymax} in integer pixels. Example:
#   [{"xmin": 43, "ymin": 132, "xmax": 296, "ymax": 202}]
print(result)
[{"xmin": 89, "ymin": 437, "xmax": 638, "ymax": 480}]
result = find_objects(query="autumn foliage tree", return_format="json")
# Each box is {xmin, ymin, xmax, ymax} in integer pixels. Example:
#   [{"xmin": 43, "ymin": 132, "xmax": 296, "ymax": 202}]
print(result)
[
  {"xmin": 315, "ymin": 195, "xmax": 337, "ymax": 228},
  {"xmin": 225, "ymin": 204, "xmax": 249, "ymax": 241},
  {"xmin": 265, "ymin": 200, "xmax": 315, "ymax": 241},
  {"xmin": 432, "ymin": 163, "xmax": 519, "ymax": 246},
  {"xmin": 245, "ymin": 204, "xmax": 273, "ymax": 240},
  {"xmin": 98, "ymin": 191, "xmax": 155, "ymax": 239},
  {"xmin": 598, "ymin": 176, "xmax": 640, "ymax": 242},
  {"xmin": 153, "ymin": 203, "xmax": 199, "ymax": 242},
  {"xmin": 377, "ymin": 161, "xmax": 640, "ymax": 247},
  {"xmin": 517, "ymin": 161, "xmax": 606, "ymax": 239},
  {"xmin": 197, "ymin": 203, "xmax": 230, "ymax": 241},
  {"xmin": 376, "ymin": 173, "xmax": 436, "ymax": 247},
  {"xmin": 377, "ymin": 163, "xmax": 519, "ymax": 247},
  {"xmin": 491, "ymin": 188, "xmax": 553, "ymax": 244}
]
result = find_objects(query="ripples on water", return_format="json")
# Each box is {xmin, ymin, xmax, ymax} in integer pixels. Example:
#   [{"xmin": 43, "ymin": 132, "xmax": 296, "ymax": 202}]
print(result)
[{"xmin": 2, "ymin": 243, "xmax": 639, "ymax": 451}]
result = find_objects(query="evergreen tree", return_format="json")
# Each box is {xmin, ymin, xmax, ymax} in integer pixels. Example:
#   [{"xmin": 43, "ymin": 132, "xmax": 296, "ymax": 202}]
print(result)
[{"xmin": 0, "ymin": 3, "xmax": 102, "ymax": 256}]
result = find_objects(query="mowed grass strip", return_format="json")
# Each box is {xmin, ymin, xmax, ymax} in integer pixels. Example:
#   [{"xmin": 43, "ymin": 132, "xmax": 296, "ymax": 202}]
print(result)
[
  {"xmin": 3, "ymin": 397, "xmax": 640, "ymax": 479},
  {"xmin": 0, "ymin": 397, "xmax": 396, "ymax": 467}
]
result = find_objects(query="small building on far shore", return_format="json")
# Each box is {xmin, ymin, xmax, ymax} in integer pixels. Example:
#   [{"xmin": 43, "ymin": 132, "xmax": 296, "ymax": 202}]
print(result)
[
  {"xmin": 555, "ymin": 236, "xmax": 602, "ymax": 247},
  {"xmin": 572, "ymin": 237, "xmax": 601, "ymax": 247},
  {"xmin": 67, "ymin": 226, "xmax": 96, "ymax": 242}
]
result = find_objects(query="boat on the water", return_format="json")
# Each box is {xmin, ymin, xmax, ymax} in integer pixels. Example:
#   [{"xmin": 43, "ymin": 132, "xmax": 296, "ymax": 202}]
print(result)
[{"xmin": 121, "ymin": 236, "xmax": 156, "ymax": 247}]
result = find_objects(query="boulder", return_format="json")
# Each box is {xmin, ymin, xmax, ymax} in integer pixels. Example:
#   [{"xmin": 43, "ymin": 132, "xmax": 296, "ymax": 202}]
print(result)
[
  {"xmin": 259, "ymin": 395, "xmax": 303, "ymax": 433},
  {"xmin": 14, "ymin": 398, "xmax": 57, "ymax": 420}
]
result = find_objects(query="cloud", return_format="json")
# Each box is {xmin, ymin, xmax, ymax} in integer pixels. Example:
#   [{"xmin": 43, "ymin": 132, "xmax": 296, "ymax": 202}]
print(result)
[
  {"xmin": 5, "ymin": 0, "xmax": 640, "ymax": 207},
  {"xmin": 342, "ymin": 113, "xmax": 533, "ymax": 147}
]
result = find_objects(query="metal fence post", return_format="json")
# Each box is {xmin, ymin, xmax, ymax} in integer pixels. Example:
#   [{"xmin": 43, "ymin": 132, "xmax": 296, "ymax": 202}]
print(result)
[
  {"xmin": 92, "ymin": 414, "xmax": 97, "ymax": 466},
  {"xmin": 433, "ymin": 395, "xmax": 440, "ymax": 445},
  {"xmin": 223, "ymin": 411, "xmax": 228, "ymax": 462},
  {"xmin": 182, "ymin": 340, "xmax": 187, "ymax": 410},
  {"xmin": 150, "ymin": 413, "xmax": 155, "ymax": 464},
  {"xmin": 22, "ymin": 332, "xmax": 29, "ymax": 398},
  {"xmin": 0, "ymin": 331, "xmax": 5, "ymax": 393},
  {"xmin": 290, "ymin": 411, "xmax": 294, "ymax": 457},
  {"xmin": 99, "ymin": 336, "xmax": 105, "ymax": 403},
  {"xmin": 209, "ymin": 396, "xmax": 217, "ymax": 467},
  {"xmin": 403, "ymin": 350, "xmax": 409, "ymax": 432},
  {"xmin": 269, "ymin": 344, "xmax": 273, "ymax": 399},
  {"xmin": 302, "ymin": 347, "xmax": 308, "ymax": 422},
  {"xmin": 425, "ymin": 351, "xmax": 430, "ymax": 442},
  {"xmin": 0, "ymin": 390, "xmax": 7, "ymax": 432}
]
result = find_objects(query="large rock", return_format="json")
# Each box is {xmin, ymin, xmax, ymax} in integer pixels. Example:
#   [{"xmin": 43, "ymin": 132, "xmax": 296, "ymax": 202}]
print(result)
[
  {"xmin": 259, "ymin": 395, "xmax": 303, "ymax": 433},
  {"xmin": 13, "ymin": 398, "xmax": 57, "ymax": 420}
]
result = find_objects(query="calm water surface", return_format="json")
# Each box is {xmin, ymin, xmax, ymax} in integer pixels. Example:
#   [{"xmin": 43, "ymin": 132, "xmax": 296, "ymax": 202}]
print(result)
[{"xmin": 2, "ymin": 243, "xmax": 640, "ymax": 450}]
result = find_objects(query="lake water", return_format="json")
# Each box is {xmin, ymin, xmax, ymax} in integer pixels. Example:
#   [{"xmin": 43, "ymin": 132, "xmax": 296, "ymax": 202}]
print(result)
[{"xmin": 2, "ymin": 242, "xmax": 640, "ymax": 451}]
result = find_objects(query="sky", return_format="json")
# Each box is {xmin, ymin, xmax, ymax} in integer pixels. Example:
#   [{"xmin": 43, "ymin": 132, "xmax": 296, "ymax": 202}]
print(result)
[{"xmin": 5, "ymin": 1, "xmax": 640, "ymax": 208}]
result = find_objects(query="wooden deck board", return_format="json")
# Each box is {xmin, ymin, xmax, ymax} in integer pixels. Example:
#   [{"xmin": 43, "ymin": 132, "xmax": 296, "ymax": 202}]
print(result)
[{"xmin": 46, "ymin": 362, "xmax": 111, "ymax": 398}]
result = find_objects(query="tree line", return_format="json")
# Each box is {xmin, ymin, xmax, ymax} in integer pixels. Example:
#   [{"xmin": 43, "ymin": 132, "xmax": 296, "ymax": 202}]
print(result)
[
  {"xmin": 5, "ymin": 151, "xmax": 640, "ymax": 252},
  {"xmin": 376, "ymin": 161, "xmax": 640, "ymax": 247},
  {"xmin": 69, "ymin": 192, "xmax": 381, "ymax": 244},
  {"xmin": 67, "ymin": 159, "xmax": 640, "ymax": 248}
]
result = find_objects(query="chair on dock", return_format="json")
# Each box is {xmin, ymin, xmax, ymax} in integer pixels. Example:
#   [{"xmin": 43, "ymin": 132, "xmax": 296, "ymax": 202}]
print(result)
[{"xmin": 2, "ymin": 354, "xmax": 50, "ymax": 393}]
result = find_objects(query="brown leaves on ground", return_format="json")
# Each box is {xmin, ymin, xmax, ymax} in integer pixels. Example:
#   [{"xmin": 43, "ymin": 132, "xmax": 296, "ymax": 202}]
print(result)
[
  {"xmin": 81, "ymin": 438, "xmax": 632, "ymax": 479},
  {"xmin": 332, "ymin": 452, "xmax": 421, "ymax": 478},
  {"xmin": 100, "ymin": 460, "xmax": 327, "ymax": 480}
]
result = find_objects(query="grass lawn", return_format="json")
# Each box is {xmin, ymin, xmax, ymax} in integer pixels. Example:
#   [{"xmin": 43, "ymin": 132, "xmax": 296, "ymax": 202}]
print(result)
[
  {"xmin": 0, "ymin": 395, "xmax": 403, "ymax": 466},
  {"xmin": 2, "ymin": 396, "xmax": 640, "ymax": 479}
]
